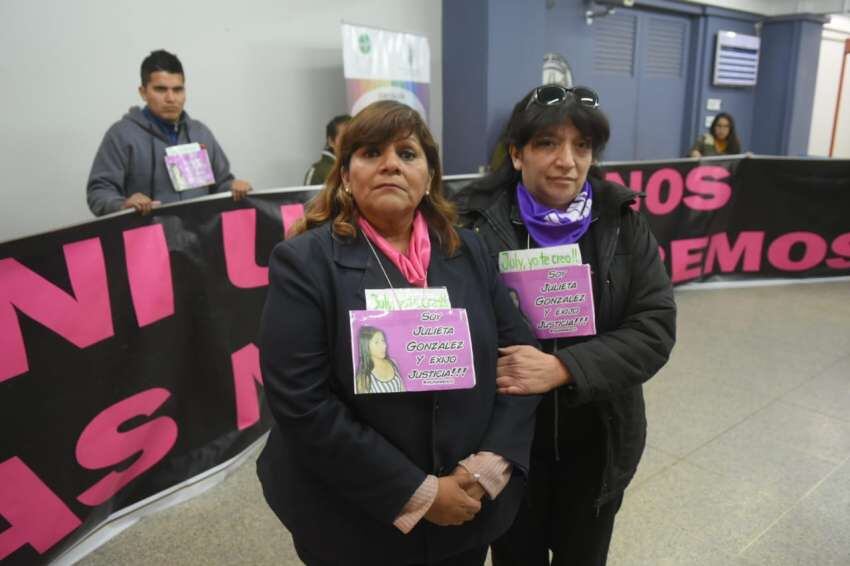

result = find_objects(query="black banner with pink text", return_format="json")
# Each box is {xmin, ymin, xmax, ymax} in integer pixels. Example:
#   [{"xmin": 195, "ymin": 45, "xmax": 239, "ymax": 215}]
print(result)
[
  {"xmin": 599, "ymin": 156, "xmax": 850, "ymax": 284},
  {"xmin": 0, "ymin": 193, "xmax": 311, "ymax": 564},
  {"xmin": 1, "ymin": 157, "xmax": 848, "ymax": 563}
]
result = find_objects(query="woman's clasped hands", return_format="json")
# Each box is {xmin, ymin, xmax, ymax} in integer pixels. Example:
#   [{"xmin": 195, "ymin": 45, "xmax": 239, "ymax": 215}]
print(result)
[{"xmin": 424, "ymin": 467, "xmax": 487, "ymax": 526}]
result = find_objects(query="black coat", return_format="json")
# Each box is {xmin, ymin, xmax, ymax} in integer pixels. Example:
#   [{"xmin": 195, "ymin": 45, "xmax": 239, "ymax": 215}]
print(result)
[
  {"xmin": 256, "ymin": 222, "xmax": 540, "ymax": 565},
  {"xmin": 456, "ymin": 175, "xmax": 676, "ymax": 505}
]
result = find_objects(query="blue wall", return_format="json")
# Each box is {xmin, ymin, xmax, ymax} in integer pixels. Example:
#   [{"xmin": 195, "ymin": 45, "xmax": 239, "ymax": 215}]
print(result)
[
  {"xmin": 691, "ymin": 9, "xmax": 759, "ymax": 152},
  {"xmin": 485, "ymin": 0, "xmax": 545, "ymax": 164},
  {"xmin": 442, "ymin": 0, "xmax": 490, "ymax": 174},
  {"xmin": 542, "ymin": 1, "xmax": 639, "ymax": 159},
  {"xmin": 788, "ymin": 18, "xmax": 824, "ymax": 154},
  {"xmin": 543, "ymin": 2, "xmax": 594, "ymax": 91},
  {"xmin": 442, "ymin": 0, "xmax": 824, "ymax": 173},
  {"xmin": 752, "ymin": 15, "xmax": 825, "ymax": 155}
]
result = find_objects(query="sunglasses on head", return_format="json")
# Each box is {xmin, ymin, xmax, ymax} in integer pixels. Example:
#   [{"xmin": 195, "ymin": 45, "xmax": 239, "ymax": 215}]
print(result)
[{"xmin": 525, "ymin": 85, "xmax": 600, "ymax": 110}]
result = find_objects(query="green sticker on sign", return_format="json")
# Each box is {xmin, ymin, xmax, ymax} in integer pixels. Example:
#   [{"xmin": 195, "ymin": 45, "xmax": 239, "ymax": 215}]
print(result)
[{"xmin": 498, "ymin": 244, "xmax": 582, "ymax": 274}]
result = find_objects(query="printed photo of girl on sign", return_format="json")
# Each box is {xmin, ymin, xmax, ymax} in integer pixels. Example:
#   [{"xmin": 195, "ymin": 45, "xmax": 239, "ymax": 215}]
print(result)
[{"xmin": 354, "ymin": 326, "xmax": 405, "ymax": 394}]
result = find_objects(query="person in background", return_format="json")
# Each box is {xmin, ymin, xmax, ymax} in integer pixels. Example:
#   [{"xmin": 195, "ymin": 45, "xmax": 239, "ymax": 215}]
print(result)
[
  {"xmin": 87, "ymin": 49, "xmax": 252, "ymax": 216},
  {"xmin": 457, "ymin": 84, "xmax": 676, "ymax": 566},
  {"xmin": 689, "ymin": 112, "xmax": 741, "ymax": 157},
  {"xmin": 257, "ymin": 100, "xmax": 540, "ymax": 566},
  {"xmin": 304, "ymin": 114, "xmax": 352, "ymax": 185}
]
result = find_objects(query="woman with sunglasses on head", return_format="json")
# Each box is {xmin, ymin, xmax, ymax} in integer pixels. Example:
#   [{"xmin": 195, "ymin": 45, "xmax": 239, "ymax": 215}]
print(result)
[
  {"xmin": 457, "ymin": 85, "xmax": 676, "ymax": 565},
  {"xmin": 688, "ymin": 112, "xmax": 741, "ymax": 157}
]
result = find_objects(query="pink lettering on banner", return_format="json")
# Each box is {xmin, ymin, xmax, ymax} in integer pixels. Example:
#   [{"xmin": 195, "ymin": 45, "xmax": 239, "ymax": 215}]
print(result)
[
  {"xmin": 0, "ymin": 238, "xmax": 114, "ymax": 383},
  {"xmin": 684, "ymin": 166, "xmax": 732, "ymax": 211},
  {"xmin": 705, "ymin": 232, "xmax": 764, "ymax": 274},
  {"xmin": 231, "ymin": 343, "xmax": 263, "ymax": 430},
  {"xmin": 280, "ymin": 204, "xmax": 305, "ymax": 239},
  {"xmin": 767, "ymin": 232, "xmax": 827, "ymax": 272},
  {"xmin": 826, "ymin": 232, "xmax": 850, "ymax": 269},
  {"xmin": 604, "ymin": 171, "xmax": 643, "ymax": 211},
  {"xmin": 0, "ymin": 457, "xmax": 81, "ymax": 559},
  {"xmin": 222, "ymin": 209, "xmax": 269, "ymax": 288},
  {"xmin": 644, "ymin": 168, "xmax": 684, "ymax": 216},
  {"xmin": 123, "ymin": 224, "xmax": 174, "ymax": 327},
  {"xmin": 670, "ymin": 237, "xmax": 709, "ymax": 283},
  {"xmin": 76, "ymin": 388, "xmax": 178, "ymax": 507}
]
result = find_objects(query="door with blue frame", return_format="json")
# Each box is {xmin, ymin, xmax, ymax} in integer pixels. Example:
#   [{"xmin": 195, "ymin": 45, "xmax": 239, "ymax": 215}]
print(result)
[{"xmin": 587, "ymin": 6, "xmax": 694, "ymax": 161}]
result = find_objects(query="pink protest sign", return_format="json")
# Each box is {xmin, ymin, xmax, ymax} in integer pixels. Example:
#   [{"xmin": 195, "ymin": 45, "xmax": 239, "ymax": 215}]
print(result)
[
  {"xmin": 500, "ymin": 265, "xmax": 596, "ymax": 339},
  {"xmin": 164, "ymin": 147, "xmax": 215, "ymax": 191},
  {"xmin": 348, "ymin": 309, "xmax": 476, "ymax": 394}
]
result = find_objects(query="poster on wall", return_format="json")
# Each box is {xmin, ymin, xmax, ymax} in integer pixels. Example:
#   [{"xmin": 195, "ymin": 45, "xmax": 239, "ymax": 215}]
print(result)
[{"xmin": 341, "ymin": 22, "xmax": 430, "ymax": 122}]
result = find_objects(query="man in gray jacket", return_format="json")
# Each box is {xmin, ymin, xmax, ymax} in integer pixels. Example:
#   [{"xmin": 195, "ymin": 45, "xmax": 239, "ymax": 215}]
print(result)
[{"xmin": 87, "ymin": 49, "xmax": 252, "ymax": 216}]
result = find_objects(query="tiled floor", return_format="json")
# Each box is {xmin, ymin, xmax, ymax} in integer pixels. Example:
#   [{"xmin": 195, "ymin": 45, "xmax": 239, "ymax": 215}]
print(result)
[
  {"xmin": 79, "ymin": 281, "xmax": 850, "ymax": 566},
  {"xmin": 608, "ymin": 281, "xmax": 850, "ymax": 566}
]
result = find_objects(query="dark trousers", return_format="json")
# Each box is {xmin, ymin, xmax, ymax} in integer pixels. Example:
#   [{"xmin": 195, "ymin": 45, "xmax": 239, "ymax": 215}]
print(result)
[
  {"xmin": 490, "ymin": 450, "xmax": 623, "ymax": 566},
  {"xmin": 294, "ymin": 540, "xmax": 488, "ymax": 566},
  {"xmin": 423, "ymin": 545, "xmax": 488, "ymax": 566}
]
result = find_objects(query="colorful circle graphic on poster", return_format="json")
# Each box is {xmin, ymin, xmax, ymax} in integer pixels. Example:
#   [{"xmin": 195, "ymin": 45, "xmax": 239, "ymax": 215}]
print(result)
[{"xmin": 352, "ymin": 86, "xmax": 427, "ymax": 121}]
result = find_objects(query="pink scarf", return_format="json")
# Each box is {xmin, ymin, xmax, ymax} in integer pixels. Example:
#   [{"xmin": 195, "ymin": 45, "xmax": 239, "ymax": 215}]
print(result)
[{"xmin": 357, "ymin": 211, "xmax": 431, "ymax": 288}]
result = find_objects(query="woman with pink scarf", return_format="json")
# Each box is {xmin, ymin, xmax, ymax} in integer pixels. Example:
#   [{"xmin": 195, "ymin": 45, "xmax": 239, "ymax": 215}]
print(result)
[{"xmin": 256, "ymin": 100, "xmax": 540, "ymax": 566}]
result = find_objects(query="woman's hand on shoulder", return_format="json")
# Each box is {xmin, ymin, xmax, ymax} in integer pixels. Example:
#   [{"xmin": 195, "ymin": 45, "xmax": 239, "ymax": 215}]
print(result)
[{"xmin": 496, "ymin": 345, "xmax": 570, "ymax": 395}]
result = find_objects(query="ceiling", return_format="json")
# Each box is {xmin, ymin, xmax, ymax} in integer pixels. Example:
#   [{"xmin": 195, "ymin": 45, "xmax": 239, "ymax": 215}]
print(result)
[{"xmin": 674, "ymin": 0, "xmax": 850, "ymax": 16}]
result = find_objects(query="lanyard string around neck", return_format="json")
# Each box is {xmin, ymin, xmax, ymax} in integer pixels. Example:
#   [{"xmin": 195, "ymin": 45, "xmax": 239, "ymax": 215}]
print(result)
[{"xmin": 363, "ymin": 235, "xmax": 431, "ymax": 310}]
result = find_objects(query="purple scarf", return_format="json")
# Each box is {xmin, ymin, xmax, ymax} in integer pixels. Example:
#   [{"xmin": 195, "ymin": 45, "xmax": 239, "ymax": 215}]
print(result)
[{"xmin": 516, "ymin": 181, "xmax": 593, "ymax": 247}]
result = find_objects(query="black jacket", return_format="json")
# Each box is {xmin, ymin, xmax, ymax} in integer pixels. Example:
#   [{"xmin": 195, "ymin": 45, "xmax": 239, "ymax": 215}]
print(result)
[
  {"xmin": 456, "ymin": 175, "xmax": 676, "ymax": 505},
  {"xmin": 256, "ymin": 222, "xmax": 540, "ymax": 565}
]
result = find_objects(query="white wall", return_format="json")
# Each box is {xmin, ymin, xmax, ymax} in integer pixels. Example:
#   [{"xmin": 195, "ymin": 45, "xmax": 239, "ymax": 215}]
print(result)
[
  {"xmin": 679, "ymin": 0, "xmax": 781, "ymax": 14},
  {"xmin": 809, "ymin": 15, "xmax": 850, "ymax": 156},
  {"xmin": 679, "ymin": 0, "xmax": 850, "ymax": 15},
  {"xmin": 0, "ymin": 0, "xmax": 442, "ymax": 242}
]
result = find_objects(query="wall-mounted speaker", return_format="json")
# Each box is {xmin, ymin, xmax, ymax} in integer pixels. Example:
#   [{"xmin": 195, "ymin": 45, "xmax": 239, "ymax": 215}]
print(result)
[{"xmin": 713, "ymin": 31, "xmax": 761, "ymax": 86}]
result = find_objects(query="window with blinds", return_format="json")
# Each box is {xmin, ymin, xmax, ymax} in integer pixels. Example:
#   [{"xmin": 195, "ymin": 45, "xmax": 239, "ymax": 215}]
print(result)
[
  {"xmin": 645, "ymin": 17, "xmax": 686, "ymax": 77},
  {"xmin": 593, "ymin": 13, "xmax": 637, "ymax": 75}
]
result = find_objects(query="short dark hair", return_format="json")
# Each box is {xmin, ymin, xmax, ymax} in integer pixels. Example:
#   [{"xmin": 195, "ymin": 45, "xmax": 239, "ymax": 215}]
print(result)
[
  {"xmin": 140, "ymin": 50, "xmax": 184, "ymax": 86},
  {"xmin": 475, "ymin": 86, "xmax": 611, "ymax": 194},
  {"xmin": 505, "ymin": 87, "xmax": 610, "ymax": 160},
  {"xmin": 326, "ymin": 114, "xmax": 352, "ymax": 141}
]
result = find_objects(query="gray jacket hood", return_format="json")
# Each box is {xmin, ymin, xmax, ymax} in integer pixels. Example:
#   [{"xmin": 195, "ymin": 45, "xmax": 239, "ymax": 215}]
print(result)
[{"xmin": 122, "ymin": 106, "xmax": 190, "ymax": 143}]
